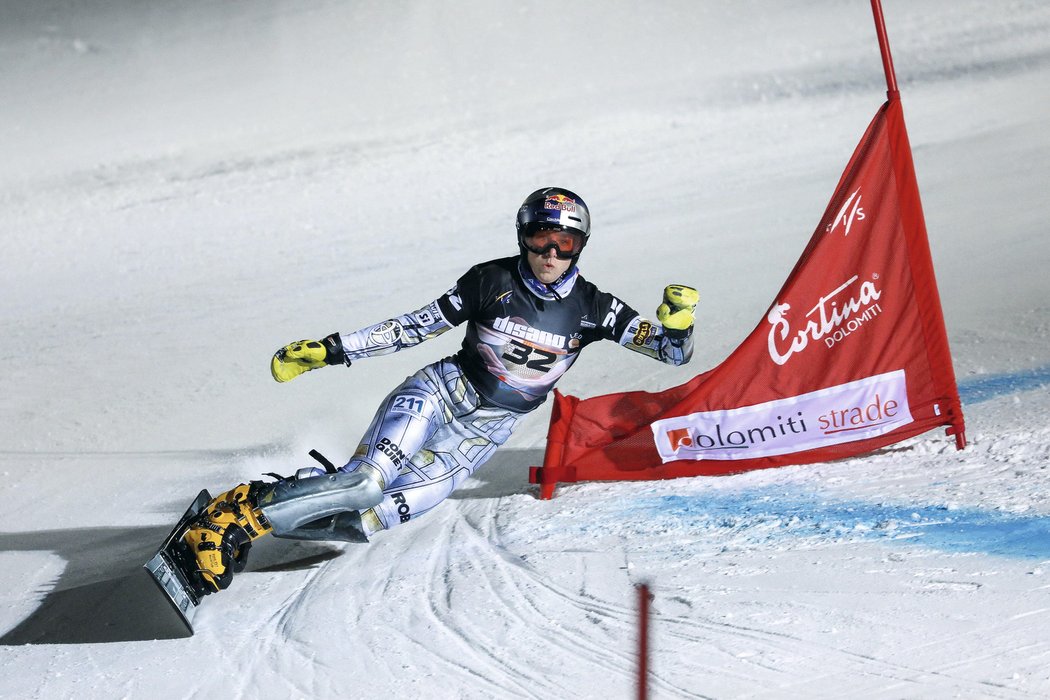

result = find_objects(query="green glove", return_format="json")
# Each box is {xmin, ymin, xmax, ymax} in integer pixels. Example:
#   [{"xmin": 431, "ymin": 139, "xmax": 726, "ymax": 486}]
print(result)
[
  {"xmin": 656, "ymin": 284, "xmax": 699, "ymax": 333},
  {"xmin": 271, "ymin": 333, "xmax": 346, "ymax": 383}
]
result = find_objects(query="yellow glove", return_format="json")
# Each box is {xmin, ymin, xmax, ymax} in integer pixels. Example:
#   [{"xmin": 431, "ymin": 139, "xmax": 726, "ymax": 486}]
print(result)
[
  {"xmin": 271, "ymin": 333, "xmax": 346, "ymax": 383},
  {"xmin": 656, "ymin": 284, "xmax": 699, "ymax": 333}
]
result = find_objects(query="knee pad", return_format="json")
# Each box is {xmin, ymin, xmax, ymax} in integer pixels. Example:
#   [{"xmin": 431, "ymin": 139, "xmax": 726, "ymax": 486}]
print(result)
[{"xmin": 257, "ymin": 470, "xmax": 383, "ymax": 536}]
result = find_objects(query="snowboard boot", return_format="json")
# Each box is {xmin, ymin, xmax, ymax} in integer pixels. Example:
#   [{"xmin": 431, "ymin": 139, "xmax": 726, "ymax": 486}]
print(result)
[{"xmin": 181, "ymin": 482, "xmax": 273, "ymax": 594}]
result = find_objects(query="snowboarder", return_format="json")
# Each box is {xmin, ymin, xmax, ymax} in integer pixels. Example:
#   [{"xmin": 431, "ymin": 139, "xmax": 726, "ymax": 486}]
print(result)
[{"xmin": 182, "ymin": 187, "xmax": 698, "ymax": 595}]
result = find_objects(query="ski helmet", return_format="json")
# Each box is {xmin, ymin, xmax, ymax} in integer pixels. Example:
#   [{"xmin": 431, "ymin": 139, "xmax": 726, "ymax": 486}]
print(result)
[{"xmin": 516, "ymin": 187, "xmax": 590, "ymax": 262}]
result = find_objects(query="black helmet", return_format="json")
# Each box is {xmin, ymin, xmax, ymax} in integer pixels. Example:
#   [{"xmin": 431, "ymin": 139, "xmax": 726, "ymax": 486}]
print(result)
[{"xmin": 515, "ymin": 187, "xmax": 590, "ymax": 262}]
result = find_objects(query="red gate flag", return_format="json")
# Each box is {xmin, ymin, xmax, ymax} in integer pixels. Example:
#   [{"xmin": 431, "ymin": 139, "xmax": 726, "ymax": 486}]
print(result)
[{"xmin": 530, "ymin": 96, "xmax": 966, "ymax": 499}]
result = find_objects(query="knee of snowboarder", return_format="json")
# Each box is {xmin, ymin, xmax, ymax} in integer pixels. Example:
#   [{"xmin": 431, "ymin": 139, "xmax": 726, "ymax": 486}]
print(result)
[{"xmin": 256, "ymin": 469, "xmax": 384, "ymax": 536}]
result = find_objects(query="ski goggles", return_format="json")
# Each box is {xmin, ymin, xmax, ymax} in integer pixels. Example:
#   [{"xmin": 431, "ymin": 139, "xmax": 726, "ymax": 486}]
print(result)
[{"xmin": 521, "ymin": 226, "xmax": 586, "ymax": 260}]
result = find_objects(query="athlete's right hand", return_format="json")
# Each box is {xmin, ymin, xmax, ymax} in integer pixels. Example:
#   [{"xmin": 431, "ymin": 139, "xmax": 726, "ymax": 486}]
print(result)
[{"xmin": 271, "ymin": 333, "xmax": 347, "ymax": 383}]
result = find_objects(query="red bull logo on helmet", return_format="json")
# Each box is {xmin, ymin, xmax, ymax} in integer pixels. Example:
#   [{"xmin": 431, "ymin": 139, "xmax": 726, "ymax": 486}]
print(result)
[{"xmin": 544, "ymin": 193, "xmax": 577, "ymax": 213}]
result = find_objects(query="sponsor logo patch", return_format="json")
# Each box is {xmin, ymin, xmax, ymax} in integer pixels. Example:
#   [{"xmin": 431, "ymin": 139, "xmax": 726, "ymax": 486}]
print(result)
[
  {"xmin": 632, "ymin": 320, "xmax": 655, "ymax": 346},
  {"xmin": 368, "ymin": 320, "xmax": 403, "ymax": 348},
  {"xmin": 492, "ymin": 316, "xmax": 566, "ymax": 349},
  {"xmin": 544, "ymin": 193, "xmax": 577, "ymax": 212}
]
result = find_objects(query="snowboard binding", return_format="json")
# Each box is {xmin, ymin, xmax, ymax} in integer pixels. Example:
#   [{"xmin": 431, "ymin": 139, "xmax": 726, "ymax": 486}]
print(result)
[{"xmin": 144, "ymin": 450, "xmax": 376, "ymax": 633}]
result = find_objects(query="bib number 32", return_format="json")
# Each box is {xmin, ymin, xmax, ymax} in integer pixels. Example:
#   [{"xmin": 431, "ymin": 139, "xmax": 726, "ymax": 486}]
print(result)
[{"xmin": 502, "ymin": 340, "xmax": 557, "ymax": 373}]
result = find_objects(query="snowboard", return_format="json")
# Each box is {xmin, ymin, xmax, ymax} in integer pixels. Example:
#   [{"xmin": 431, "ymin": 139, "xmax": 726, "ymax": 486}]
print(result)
[{"xmin": 143, "ymin": 489, "xmax": 212, "ymax": 635}]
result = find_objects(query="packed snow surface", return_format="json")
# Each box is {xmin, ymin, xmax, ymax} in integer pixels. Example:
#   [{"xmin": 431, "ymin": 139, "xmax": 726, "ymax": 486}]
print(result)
[{"xmin": 2, "ymin": 1, "xmax": 1049, "ymax": 697}]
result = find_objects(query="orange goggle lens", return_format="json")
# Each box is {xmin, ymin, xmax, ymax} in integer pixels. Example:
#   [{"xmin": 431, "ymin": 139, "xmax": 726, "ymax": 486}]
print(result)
[{"xmin": 523, "ymin": 229, "xmax": 585, "ymax": 259}]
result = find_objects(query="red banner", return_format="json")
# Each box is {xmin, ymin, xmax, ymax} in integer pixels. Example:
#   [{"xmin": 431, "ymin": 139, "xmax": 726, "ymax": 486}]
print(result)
[{"xmin": 530, "ymin": 97, "xmax": 965, "ymax": 499}]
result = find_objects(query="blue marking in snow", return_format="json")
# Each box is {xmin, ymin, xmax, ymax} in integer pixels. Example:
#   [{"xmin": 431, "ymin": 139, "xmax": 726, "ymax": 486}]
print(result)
[
  {"xmin": 637, "ymin": 493, "xmax": 1050, "ymax": 560},
  {"xmin": 957, "ymin": 364, "xmax": 1050, "ymax": 405}
]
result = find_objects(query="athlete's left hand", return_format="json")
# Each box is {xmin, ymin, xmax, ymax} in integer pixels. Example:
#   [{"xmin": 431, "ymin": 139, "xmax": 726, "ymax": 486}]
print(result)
[{"xmin": 656, "ymin": 284, "xmax": 699, "ymax": 334}]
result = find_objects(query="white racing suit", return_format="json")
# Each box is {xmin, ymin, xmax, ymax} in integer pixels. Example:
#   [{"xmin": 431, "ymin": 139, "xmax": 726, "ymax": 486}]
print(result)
[
  {"xmin": 347, "ymin": 358, "xmax": 521, "ymax": 535},
  {"xmin": 320, "ymin": 256, "xmax": 693, "ymax": 536}
]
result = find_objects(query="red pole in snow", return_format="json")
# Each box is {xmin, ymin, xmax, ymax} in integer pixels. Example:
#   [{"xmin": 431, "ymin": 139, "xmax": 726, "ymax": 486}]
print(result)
[
  {"xmin": 637, "ymin": 583, "xmax": 650, "ymax": 700},
  {"xmin": 870, "ymin": 0, "xmax": 900, "ymax": 99}
]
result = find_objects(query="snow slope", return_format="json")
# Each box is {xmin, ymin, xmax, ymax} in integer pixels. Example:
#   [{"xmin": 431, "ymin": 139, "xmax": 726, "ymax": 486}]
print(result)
[{"xmin": 2, "ymin": 1, "xmax": 1049, "ymax": 697}]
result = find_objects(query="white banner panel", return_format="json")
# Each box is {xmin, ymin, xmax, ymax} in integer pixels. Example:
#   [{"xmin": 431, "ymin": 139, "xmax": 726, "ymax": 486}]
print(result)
[{"xmin": 651, "ymin": 370, "xmax": 913, "ymax": 463}]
